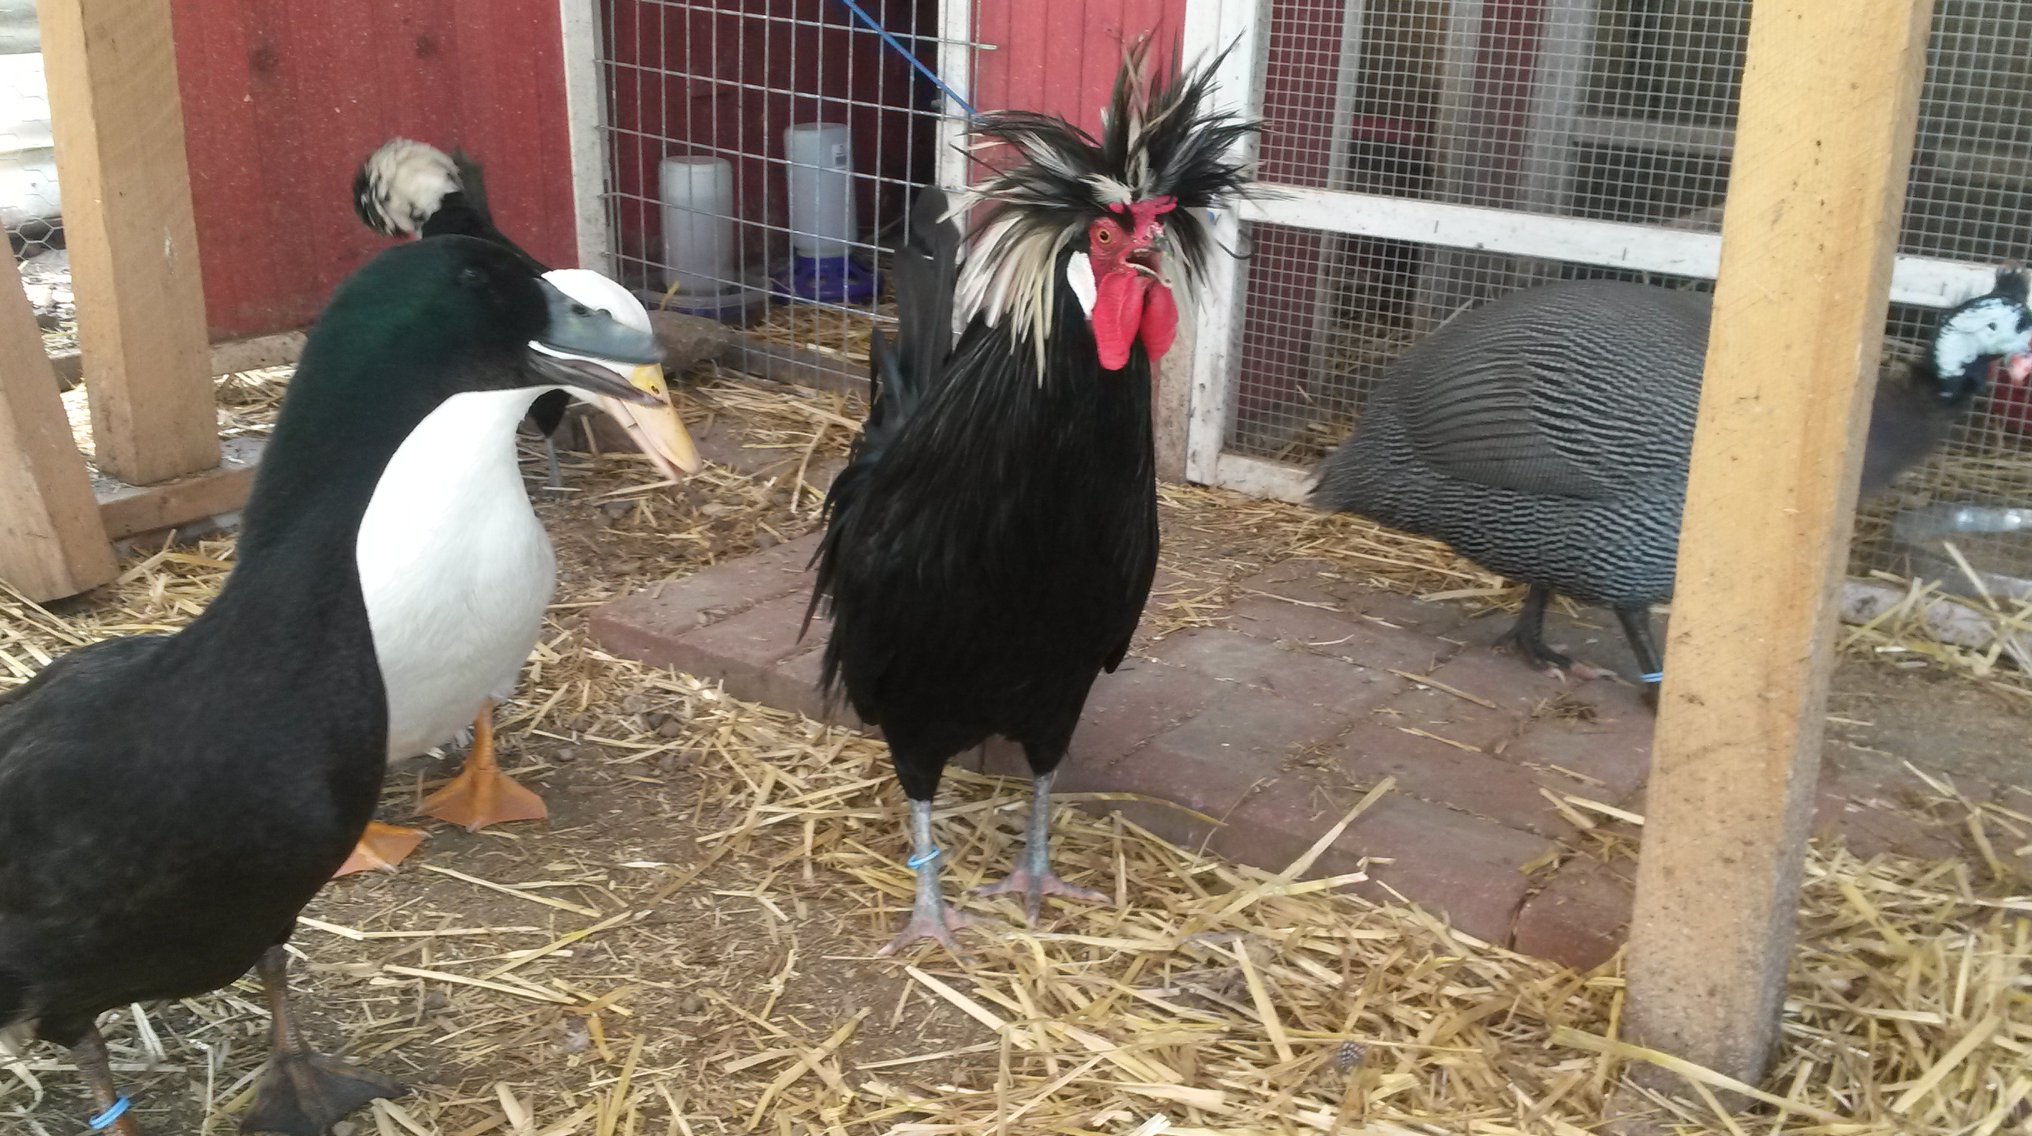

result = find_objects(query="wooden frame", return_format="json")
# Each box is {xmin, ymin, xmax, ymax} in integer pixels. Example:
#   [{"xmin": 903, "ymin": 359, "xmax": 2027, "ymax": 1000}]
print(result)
[
  {"xmin": 39, "ymin": 0, "xmax": 216, "ymax": 488},
  {"xmin": 0, "ymin": 261, "xmax": 116, "ymax": 599},
  {"xmin": 561, "ymin": 0, "xmax": 613, "ymax": 275},
  {"xmin": 2, "ymin": 0, "xmax": 241, "ymax": 601},
  {"xmin": 1624, "ymin": 0, "xmax": 1939, "ymax": 1083},
  {"xmin": 1179, "ymin": 0, "xmax": 1268, "ymax": 487}
]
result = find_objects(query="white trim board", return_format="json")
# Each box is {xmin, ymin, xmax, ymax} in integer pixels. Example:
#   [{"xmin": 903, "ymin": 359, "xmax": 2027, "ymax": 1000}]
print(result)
[
  {"xmin": 560, "ymin": 0, "xmax": 611, "ymax": 274},
  {"xmin": 1180, "ymin": 0, "xmax": 1270, "ymax": 485},
  {"xmin": 1239, "ymin": 188, "xmax": 2003, "ymax": 310}
]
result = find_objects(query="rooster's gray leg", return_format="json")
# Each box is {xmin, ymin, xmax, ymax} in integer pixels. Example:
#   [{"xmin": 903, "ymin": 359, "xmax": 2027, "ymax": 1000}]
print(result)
[
  {"xmin": 975, "ymin": 771, "xmax": 1110, "ymax": 925},
  {"xmin": 878, "ymin": 798, "xmax": 973, "ymax": 956}
]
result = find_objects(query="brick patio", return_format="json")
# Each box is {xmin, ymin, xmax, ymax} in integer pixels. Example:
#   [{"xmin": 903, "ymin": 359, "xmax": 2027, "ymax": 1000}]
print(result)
[{"xmin": 588, "ymin": 528, "xmax": 1977, "ymax": 970}]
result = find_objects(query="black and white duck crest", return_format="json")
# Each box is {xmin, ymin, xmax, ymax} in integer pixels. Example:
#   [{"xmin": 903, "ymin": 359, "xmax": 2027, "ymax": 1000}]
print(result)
[
  {"xmin": 353, "ymin": 137, "xmax": 462, "ymax": 238},
  {"xmin": 955, "ymin": 37, "xmax": 1256, "ymax": 367}
]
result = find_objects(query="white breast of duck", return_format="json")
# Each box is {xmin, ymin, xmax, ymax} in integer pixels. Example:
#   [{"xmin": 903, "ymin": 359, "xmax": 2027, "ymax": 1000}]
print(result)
[{"xmin": 356, "ymin": 387, "xmax": 553, "ymax": 760}]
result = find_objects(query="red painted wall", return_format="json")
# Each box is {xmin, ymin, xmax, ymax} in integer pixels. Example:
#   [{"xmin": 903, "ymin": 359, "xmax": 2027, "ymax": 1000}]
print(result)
[
  {"xmin": 170, "ymin": 0, "xmax": 578, "ymax": 339},
  {"xmin": 973, "ymin": 0, "xmax": 1186, "ymax": 135}
]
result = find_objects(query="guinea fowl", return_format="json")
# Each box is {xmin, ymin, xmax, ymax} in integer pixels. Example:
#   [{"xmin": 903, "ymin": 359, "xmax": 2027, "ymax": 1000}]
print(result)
[
  {"xmin": 340, "ymin": 138, "xmax": 701, "ymax": 871},
  {"xmin": 806, "ymin": 43, "xmax": 1254, "ymax": 954},
  {"xmin": 0, "ymin": 237, "xmax": 667, "ymax": 1135},
  {"xmin": 1314, "ymin": 271, "xmax": 2032, "ymax": 705}
]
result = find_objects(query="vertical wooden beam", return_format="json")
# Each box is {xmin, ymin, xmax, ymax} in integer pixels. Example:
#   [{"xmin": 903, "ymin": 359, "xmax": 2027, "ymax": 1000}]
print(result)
[
  {"xmin": 0, "ymin": 267, "xmax": 117, "ymax": 601},
  {"xmin": 40, "ymin": 0, "xmax": 218, "ymax": 486},
  {"xmin": 1624, "ymin": 0, "xmax": 1937, "ymax": 1086}
]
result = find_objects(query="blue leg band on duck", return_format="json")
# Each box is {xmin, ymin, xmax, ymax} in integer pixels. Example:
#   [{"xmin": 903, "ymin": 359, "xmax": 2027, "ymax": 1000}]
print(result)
[{"xmin": 89, "ymin": 1097, "xmax": 131, "ymax": 1130}]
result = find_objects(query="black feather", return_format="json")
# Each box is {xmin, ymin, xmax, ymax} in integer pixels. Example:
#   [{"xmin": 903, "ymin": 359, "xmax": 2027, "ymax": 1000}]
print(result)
[
  {"xmin": 807, "ymin": 47, "xmax": 1255, "ymax": 803},
  {"xmin": 0, "ymin": 238, "xmax": 564, "ymax": 1057}
]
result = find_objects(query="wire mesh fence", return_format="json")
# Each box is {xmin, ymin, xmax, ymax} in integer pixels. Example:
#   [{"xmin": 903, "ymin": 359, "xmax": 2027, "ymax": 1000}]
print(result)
[
  {"xmin": 1, "ymin": 28, "xmax": 72, "ymax": 363},
  {"xmin": 597, "ymin": 0, "xmax": 973, "ymax": 380},
  {"xmin": 1230, "ymin": 0, "xmax": 2032, "ymax": 589}
]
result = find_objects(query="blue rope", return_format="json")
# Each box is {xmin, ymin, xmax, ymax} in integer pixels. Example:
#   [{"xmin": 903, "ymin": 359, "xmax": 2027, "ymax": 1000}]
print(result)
[
  {"xmin": 89, "ymin": 1097, "xmax": 131, "ymax": 1130},
  {"xmin": 1639, "ymin": 671, "xmax": 1664, "ymax": 685},
  {"xmin": 831, "ymin": 0, "xmax": 978, "ymax": 119},
  {"xmin": 907, "ymin": 846, "xmax": 942, "ymax": 870}
]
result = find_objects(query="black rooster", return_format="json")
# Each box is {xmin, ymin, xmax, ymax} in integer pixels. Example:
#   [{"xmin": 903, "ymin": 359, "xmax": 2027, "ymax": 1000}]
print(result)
[
  {"xmin": 352, "ymin": 139, "xmax": 576, "ymax": 489},
  {"xmin": 807, "ymin": 43, "xmax": 1255, "ymax": 954}
]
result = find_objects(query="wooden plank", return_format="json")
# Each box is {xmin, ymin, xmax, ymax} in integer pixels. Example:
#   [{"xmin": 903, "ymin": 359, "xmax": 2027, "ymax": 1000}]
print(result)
[
  {"xmin": 1179, "ymin": 0, "xmax": 1267, "ymax": 485},
  {"xmin": 49, "ymin": 330, "xmax": 307, "ymax": 392},
  {"xmin": 41, "ymin": 0, "xmax": 218, "ymax": 486},
  {"xmin": 0, "ymin": 263, "xmax": 117, "ymax": 601},
  {"xmin": 1622, "ymin": 0, "xmax": 1938, "ymax": 1086},
  {"xmin": 1235, "ymin": 190, "xmax": 2002, "ymax": 309},
  {"xmin": 560, "ymin": 0, "xmax": 612, "ymax": 275},
  {"xmin": 95, "ymin": 437, "xmax": 262, "ymax": 542}
]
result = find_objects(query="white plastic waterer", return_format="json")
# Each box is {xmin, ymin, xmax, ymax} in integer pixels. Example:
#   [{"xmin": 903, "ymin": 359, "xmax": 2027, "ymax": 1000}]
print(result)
[
  {"xmin": 780, "ymin": 122, "xmax": 877, "ymax": 303},
  {"xmin": 656, "ymin": 156, "xmax": 765, "ymax": 322},
  {"xmin": 659, "ymin": 156, "xmax": 735, "ymax": 296}
]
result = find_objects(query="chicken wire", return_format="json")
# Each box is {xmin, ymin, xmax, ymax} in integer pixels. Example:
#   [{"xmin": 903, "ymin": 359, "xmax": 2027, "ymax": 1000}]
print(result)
[
  {"xmin": 1, "ymin": 23, "xmax": 72, "ymax": 361},
  {"xmin": 1227, "ymin": 0, "xmax": 2032, "ymax": 582},
  {"xmin": 597, "ymin": 0, "xmax": 975, "ymax": 376}
]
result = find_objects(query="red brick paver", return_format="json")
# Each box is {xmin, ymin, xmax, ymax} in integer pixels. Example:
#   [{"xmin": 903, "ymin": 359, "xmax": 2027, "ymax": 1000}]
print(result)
[{"xmin": 590, "ymin": 539, "xmax": 1990, "ymax": 970}]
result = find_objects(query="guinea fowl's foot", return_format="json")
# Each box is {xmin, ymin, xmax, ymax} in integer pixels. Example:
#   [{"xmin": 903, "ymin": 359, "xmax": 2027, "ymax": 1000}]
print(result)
[
  {"xmin": 877, "ymin": 898, "xmax": 975, "ymax": 958},
  {"xmin": 1494, "ymin": 625, "xmax": 1576, "ymax": 673},
  {"xmin": 332, "ymin": 823, "xmax": 425, "ymax": 878},
  {"xmin": 242, "ymin": 1051, "xmax": 404, "ymax": 1135},
  {"xmin": 419, "ymin": 706, "xmax": 547, "ymax": 832},
  {"xmin": 974, "ymin": 866, "xmax": 1111, "ymax": 926}
]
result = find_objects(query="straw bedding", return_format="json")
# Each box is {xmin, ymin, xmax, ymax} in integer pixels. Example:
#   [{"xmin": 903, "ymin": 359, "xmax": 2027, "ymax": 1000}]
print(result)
[{"xmin": 2, "ymin": 364, "xmax": 2027, "ymax": 1134}]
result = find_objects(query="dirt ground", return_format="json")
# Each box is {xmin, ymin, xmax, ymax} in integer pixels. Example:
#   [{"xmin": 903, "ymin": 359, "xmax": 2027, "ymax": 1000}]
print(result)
[{"xmin": 4, "ymin": 373, "xmax": 2028, "ymax": 1135}]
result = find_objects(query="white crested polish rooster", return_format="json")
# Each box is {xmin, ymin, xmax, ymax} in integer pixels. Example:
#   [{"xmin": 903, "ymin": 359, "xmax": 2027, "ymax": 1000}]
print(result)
[
  {"xmin": 806, "ymin": 43, "xmax": 1255, "ymax": 955},
  {"xmin": 337, "ymin": 138, "xmax": 702, "ymax": 873}
]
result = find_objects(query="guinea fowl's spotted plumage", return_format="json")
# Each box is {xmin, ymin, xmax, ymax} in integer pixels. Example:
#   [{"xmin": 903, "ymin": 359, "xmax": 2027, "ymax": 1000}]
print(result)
[
  {"xmin": 1317, "ymin": 281, "xmax": 1708, "ymax": 609},
  {"xmin": 1315, "ymin": 273, "xmax": 2032, "ymax": 694}
]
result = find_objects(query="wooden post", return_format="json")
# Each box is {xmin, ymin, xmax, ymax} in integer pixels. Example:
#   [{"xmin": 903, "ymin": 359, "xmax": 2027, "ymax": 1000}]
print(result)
[
  {"xmin": 40, "ymin": 0, "xmax": 218, "ymax": 486},
  {"xmin": 0, "ymin": 266, "xmax": 117, "ymax": 601},
  {"xmin": 1624, "ymin": 0, "xmax": 1938, "ymax": 1086}
]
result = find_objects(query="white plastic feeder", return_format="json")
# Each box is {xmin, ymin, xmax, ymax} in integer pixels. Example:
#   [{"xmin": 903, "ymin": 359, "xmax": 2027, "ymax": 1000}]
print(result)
[
  {"xmin": 780, "ymin": 122, "xmax": 876, "ymax": 302},
  {"xmin": 660, "ymin": 156, "xmax": 735, "ymax": 295},
  {"xmin": 658, "ymin": 156, "xmax": 765, "ymax": 321}
]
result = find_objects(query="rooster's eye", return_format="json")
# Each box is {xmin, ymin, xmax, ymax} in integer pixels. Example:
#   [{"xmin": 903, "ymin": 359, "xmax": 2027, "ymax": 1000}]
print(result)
[{"xmin": 1095, "ymin": 228, "xmax": 1113, "ymax": 245}]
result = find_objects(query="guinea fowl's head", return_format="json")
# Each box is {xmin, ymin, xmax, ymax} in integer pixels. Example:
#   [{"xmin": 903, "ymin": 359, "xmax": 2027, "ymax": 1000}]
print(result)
[
  {"xmin": 955, "ymin": 38, "xmax": 1257, "ymax": 373},
  {"xmin": 1928, "ymin": 268, "xmax": 2032, "ymax": 405}
]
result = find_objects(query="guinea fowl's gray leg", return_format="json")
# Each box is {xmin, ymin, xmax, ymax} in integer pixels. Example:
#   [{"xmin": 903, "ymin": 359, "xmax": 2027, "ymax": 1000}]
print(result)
[
  {"xmin": 244, "ymin": 945, "xmax": 403, "ymax": 1135},
  {"xmin": 68, "ymin": 1028, "xmax": 141, "ymax": 1136},
  {"xmin": 1497, "ymin": 585, "xmax": 1608, "ymax": 681},
  {"xmin": 975, "ymin": 770, "xmax": 1110, "ymax": 925},
  {"xmin": 1615, "ymin": 606, "xmax": 1665, "ymax": 710},
  {"xmin": 878, "ymin": 798, "xmax": 973, "ymax": 956}
]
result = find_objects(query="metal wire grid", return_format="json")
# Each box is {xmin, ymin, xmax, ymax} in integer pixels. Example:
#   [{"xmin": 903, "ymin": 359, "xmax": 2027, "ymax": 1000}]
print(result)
[
  {"xmin": 1231, "ymin": 0, "xmax": 2032, "ymax": 581},
  {"xmin": 598, "ymin": 0, "xmax": 973, "ymax": 370},
  {"xmin": 2, "ymin": 17, "xmax": 71, "ymax": 359}
]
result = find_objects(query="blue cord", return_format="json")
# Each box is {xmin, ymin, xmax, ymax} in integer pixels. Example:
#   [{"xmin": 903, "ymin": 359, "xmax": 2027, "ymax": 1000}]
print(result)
[
  {"xmin": 907, "ymin": 846, "xmax": 942, "ymax": 870},
  {"xmin": 1639, "ymin": 671, "xmax": 1664, "ymax": 685},
  {"xmin": 89, "ymin": 1097, "xmax": 131, "ymax": 1130},
  {"xmin": 831, "ymin": 0, "xmax": 978, "ymax": 119}
]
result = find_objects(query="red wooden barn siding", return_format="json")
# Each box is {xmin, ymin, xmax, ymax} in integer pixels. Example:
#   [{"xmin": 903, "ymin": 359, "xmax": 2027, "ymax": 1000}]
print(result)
[
  {"xmin": 170, "ymin": 0, "xmax": 578, "ymax": 339},
  {"xmin": 600, "ymin": 0, "xmax": 1190, "ymax": 282},
  {"xmin": 972, "ymin": 0, "xmax": 1186, "ymax": 134}
]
